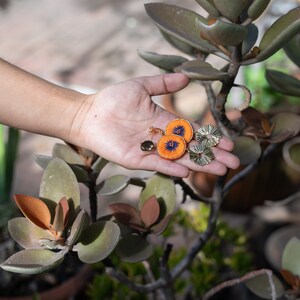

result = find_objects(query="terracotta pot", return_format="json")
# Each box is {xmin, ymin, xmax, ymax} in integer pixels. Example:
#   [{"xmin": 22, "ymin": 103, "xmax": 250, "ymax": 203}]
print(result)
[{"xmin": 0, "ymin": 265, "xmax": 92, "ymax": 300}]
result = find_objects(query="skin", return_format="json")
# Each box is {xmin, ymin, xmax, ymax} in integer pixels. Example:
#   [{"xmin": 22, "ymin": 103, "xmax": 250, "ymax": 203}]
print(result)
[{"xmin": 0, "ymin": 58, "xmax": 240, "ymax": 177}]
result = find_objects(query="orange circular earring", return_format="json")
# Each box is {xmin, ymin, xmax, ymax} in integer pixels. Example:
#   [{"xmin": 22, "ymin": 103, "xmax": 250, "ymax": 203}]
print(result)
[
  {"xmin": 157, "ymin": 134, "xmax": 186, "ymax": 160},
  {"xmin": 165, "ymin": 119, "xmax": 194, "ymax": 143}
]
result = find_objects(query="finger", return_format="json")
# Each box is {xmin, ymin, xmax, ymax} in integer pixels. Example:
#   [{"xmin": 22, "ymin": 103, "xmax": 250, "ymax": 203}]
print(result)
[
  {"xmin": 137, "ymin": 153, "xmax": 190, "ymax": 178},
  {"xmin": 212, "ymin": 147, "xmax": 240, "ymax": 169},
  {"xmin": 216, "ymin": 137, "xmax": 235, "ymax": 152},
  {"xmin": 136, "ymin": 73, "xmax": 190, "ymax": 96}
]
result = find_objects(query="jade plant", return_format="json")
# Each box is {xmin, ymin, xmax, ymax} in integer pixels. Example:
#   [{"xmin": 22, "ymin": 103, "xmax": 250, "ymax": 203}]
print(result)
[
  {"xmin": 1, "ymin": 1, "xmax": 300, "ymax": 299},
  {"xmin": 1, "ymin": 157, "xmax": 121, "ymax": 274}
]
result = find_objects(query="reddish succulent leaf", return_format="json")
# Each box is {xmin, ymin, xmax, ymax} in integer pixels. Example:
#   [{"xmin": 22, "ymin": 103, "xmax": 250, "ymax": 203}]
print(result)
[
  {"xmin": 59, "ymin": 197, "xmax": 69, "ymax": 227},
  {"xmin": 140, "ymin": 196, "xmax": 160, "ymax": 228},
  {"xmin": 52, "ymin": 199, "xmax": 68, "ymax": 233},
  {"xmin": 242, "ymin": 107, "xmax": 271, "ymax": 135},
  {"xmin": 14, "ymin": 194, "xmax": 51, "ymax": 230},
  {"xmin": 151, "ymin": 214, "xmax": 172, "ymax": 235},
  {"xmin": 109, "ymin": 203, "xmax": 142, "ymax": 229},
  {"xmin": 280, "ymin": 269, "xmax": 300, "ymax": 289}
]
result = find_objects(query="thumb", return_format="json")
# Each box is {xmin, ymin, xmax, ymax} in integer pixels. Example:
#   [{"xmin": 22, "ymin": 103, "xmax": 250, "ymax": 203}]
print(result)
[{"xmin": 135, "ymin": 73, "xmax": 190, "ymax": 96}]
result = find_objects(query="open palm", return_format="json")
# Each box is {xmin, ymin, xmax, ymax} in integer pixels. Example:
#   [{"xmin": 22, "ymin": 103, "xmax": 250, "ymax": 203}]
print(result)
[{"xmin": 76, "ymin": 73, "xmax": 240, "ymax": 177}]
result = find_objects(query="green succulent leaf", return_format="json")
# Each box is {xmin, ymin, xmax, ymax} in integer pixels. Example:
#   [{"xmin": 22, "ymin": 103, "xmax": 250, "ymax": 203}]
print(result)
[
  {"xmin": 33, "ymin": 154, "xmax": 52, "ymax": 170},
  {"xmin": 242, "ymin": 24, "xmax": 259, "ymax": 55},
  {"xmin": 282, "ymin": 137, "xmax": 300, "ymax": 173},
  {"xmin": 39, "ymin": 158, "xmax": 80, "ymax": 209},
  {"xmin": 116, "ymin": 234, "xmax": 153, "ymax": 262},
  {"xmin": 196, "ymin": 18, "xmax": 248, "ymax": 46},
  {"xmin": 77, "ymin": 221, "xmax": 120, "ymax": 264},
  {"xmin": 256, "ymin": 7, "xmax": 300, "ymax": 62},
  {"xmin": 1, "ymin": 249, "xmax": 65, "ymax": 274},
  {"xmin": 96, "ymin": 174, "xmax": 130, "ymax": 196},
  {"xmin": 139, "ymin": 173, "xmax": 176, "ymax": 218},
  {"xmin": 176, "ymin": 60, "xmax": 230, "ymax": 80},
  {"xmin": 244, "ymin": 272, "xmax": 285, "ymax": 299},
  {"xmin": 232, "ymin": 136, "xmax": 262, "ymax": 165},
  {"xmin": 284, "ymin": 33, "xmax": 300, "ymax": 67},
  {"xmin": 266, "ymin": 69, "xmax": 300, "ymax": 97},
  {"xmin": 91, "ymin": 156, "xmax": 109, "ymax": 174},
  {"xmin": 8, "ymin": 217, "xmax": 54, "ymax": 249},
  {"xmin": 138, "ymin": 50, "xmax": 188, "ymax": 72},
  {"xmin": 52, "ymin": 143, "xmax": 83, "ymax": 165},
  {"xmin": 160, "ymin": 30, "xmax": 198, "ymax": 56},
  {"xmin": 247, "ymin": 0, "xmax": 271, "ymax": 21},
  {"xmin": 145, "ymin": 3, "xmax": 219, "ymax": 54},
  {"xmin": 214, "ymin": 0, "xmax": 247, "ymax": 22},
  {"xmin": 271, "ymin": 112, "xmax": 300, "ymax": 138},
  {"xmin": 282, "ymin": 237, "xmax": 300, "ymax": 277},
  {"xmin": 67, "ymin": 209, "xmax": 90, "ymax": 246},
  {"xmin": 194, "ymin": 0, "xmax": 219, "ymax": 17}
]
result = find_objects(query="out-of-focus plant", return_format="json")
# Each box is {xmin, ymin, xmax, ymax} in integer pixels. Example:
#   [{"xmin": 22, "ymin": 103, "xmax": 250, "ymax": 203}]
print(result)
[
  {"xmin": 0, "ymin": 126, "xmax": 19, "ymax": 229},
  {"xmin": 86, "ymin": 205, "xmax": 252, "ymax": 300}
]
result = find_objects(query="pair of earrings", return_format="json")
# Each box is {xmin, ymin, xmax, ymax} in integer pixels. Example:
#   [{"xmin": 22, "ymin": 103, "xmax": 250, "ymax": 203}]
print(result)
[{"xmin": 141, "ymin": 119, "xmax": 222, "ymax": 166}]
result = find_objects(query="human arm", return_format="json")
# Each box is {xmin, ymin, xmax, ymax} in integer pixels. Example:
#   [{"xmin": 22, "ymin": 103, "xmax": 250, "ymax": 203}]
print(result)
[{"xmin": 0, "ymin": 58, "xmax": 240, "ymax": 177}]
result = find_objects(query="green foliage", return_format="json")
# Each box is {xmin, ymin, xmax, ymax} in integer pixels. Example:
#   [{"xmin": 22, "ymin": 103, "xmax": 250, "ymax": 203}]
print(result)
[
  {"xmin": 0, "ymin": 126, "xmax": 20, "ymax": 228},
  {"xmin": 86, "ymin": 205, "xmax": 252, "ymax": 299}
]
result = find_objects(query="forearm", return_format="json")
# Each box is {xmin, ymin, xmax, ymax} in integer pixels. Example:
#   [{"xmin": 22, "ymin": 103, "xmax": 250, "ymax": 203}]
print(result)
[{"xmin": 0, "ymin": 58, "xmax": 87, "ymax": 142}]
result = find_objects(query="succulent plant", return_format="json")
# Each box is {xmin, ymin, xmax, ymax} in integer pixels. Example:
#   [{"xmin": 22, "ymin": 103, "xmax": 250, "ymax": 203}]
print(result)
[{"xmin": 0, "ymin": 158, "xmax": 120, "ymax": 274}]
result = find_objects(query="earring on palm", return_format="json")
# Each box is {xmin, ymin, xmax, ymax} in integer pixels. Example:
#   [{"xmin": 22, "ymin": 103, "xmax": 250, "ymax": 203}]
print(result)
[{"xmin": 140, "ymin": 119, "xmax": 222, "ymax": 166}]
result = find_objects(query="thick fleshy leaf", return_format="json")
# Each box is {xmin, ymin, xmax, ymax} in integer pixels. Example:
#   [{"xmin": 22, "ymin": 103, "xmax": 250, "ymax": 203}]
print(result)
[
  {"xmin": 145, "ymin": 3, "xmax": 219, "ymax": 54},
  {"xmin": 1, "ymin": 249, "xmax": 65, "ymax": 274},
  {"xmin": 52, "ymin": 197, "xmax": 69, "ymax": 233},
  {"xmin": 116, "ymin": 234, "xmax": 153, "ymax": 262},
  {"xmin": 66, "ymin": 209, "xmax": 90, "ymax": 246},
  {"xmin": 284, "ymin": 33, "xmax": 300, "ymax": 67},
  {"xmin": 280, "ymin": 269, "xmax": 300, "ymax": 288},
  {"xmin": 214, "ymin": 0, "xmax": 247, "ymax": 22},
  {"xmin": 242, "ymin": 107, "xmax": 272, "ymax": 137},
  {"xmin": 271, "ymin": 112, "xmax": 300, "ymax": 138},
  {"xmin": 244, "ymin": 272, "xmax": 285, "ymax": 299},
  {"xmin": 232, "ymin": 136, "xmax": 262, "ymax": 165},
  {"xmin": 39, "ymin": 158, "xmax": 80, "ymax": 209},
  {"xmin": 77, "ymin": 221, "xmax": 120, "ymax": 263},
  {"xmin": 196, "ymin": 18, "xmax": 248, "ymax": 46},
  {"xmin": 194, "ymin": 0, "xmax": 219, "ymax": 17},
  {"xmin": 52, "ymin": 143, "xmax": 83, "ymax": 165},
  {"xmin": 283, "ymin": 137, "xmax": 300, "ymax": 172},
  {"xmin": 109, "ymin": 203, "xmax": 143, "ymax": 230},
  {"xmin": 160, "ymin": 30, "xmax": 198, "ymax": 55},
  {"xmin": 33, "ymin": 155, "xmax": 88, "ymax": 183},
  {"xmin": 242, "ymin": 24, "xmax": 259, "ymax": 55},
  {"xmin": 8, "ymin": 218, "xmax": 54, "ymax": 249},
  {"xmin": 139, "ymin": 174, "xmax": 176, "ymax": 217},
  {"xmin": 96, "ymin": 174, "xmax": 130, "ymax": 196},
  {"xmin": 256, "ymin": 7, "xmax": 300, "ymax": 62},
  {"xmin": 247, "ymin": 0, "xmax": 271, "ymax": 21},
  {"xmin": 266, "ymin": 70, "xmax": 300, "ymax": 97},
  {"xmin": 14, "ymin": 194, "xmax": 51, "ymax": 230},
  {"xmin": 140, "ymin": 196, "xmax": 160, "ymax": 228},
  {"xmin": 138, "ymin": 50, "xmax": 188, "ymax": 72},
  {"xmin": 33, "ymin": 154, "xmax": 52, "ymax": 170},
  {"xmin": 176, "ymin": 60, "xmax": 230, "ymax": 80},
  {"xmin": 92, "ymin": 156, "xmax": 109, "ymax": 173},
  {"xmin": 151, "ymin": 214, "xmax": 172, "ymax": 235},
  {"xmin": 282, "ymin": 237, "xmax": 300, "ymax": 276}
]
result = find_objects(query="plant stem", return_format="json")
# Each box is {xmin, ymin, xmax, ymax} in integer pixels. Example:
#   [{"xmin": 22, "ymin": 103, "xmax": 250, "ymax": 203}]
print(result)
[{"xmin": 88, "ymin": 175, "xmax": 98, "ymax": 223}]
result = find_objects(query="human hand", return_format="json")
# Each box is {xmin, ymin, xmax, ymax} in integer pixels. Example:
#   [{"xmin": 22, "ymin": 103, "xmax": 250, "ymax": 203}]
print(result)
[{"xmin": 70, "ymin": 73, "xmax": 240, "ymax": 177}]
